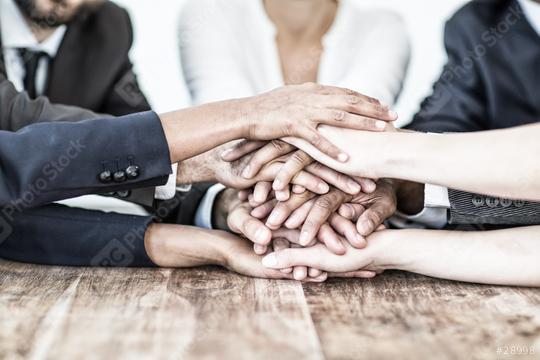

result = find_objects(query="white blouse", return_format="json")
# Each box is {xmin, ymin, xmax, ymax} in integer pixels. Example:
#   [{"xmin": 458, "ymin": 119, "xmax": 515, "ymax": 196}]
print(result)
[{"xmin": 179, "ymin": 0, "xmax": 411, "ymax": 106}]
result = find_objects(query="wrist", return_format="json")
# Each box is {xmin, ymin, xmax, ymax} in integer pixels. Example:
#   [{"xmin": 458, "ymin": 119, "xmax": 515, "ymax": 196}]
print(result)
[
  {"xmin": 144, "ymin": 224, "xmax": 226, "ymax": 267},
  {"xmin": 212, "ymin": 189, "xmax": 238, "ymax": 231},
  {"xmin": 176, "ymin": 152, "xmax": 217, "ymax": 185},
  {"xmin": 365, "ymin": 230, "xmax": 412, "ymax": 271},
  {"xmin": 159, "ymin": 99, "xmax": 249, "ymax": 164}
]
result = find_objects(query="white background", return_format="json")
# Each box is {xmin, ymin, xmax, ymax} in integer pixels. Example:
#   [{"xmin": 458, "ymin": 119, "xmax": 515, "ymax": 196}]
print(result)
[{"xmin": 115, "ymin": 0, "xmax": 468, "ymax": 127}]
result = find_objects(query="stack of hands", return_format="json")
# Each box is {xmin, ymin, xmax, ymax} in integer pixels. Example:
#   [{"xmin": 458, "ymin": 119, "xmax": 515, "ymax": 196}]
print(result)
[
  {"xmin": 214, "ymin": 137, "xmax": 397, "ymax": 282},
  {"xmin": 192, "ymin": 85, "xmax": 400, "ymax": 282},
  {"xmin": 151, "ymin": 84, "xmax": 401, "ymax": 282}
]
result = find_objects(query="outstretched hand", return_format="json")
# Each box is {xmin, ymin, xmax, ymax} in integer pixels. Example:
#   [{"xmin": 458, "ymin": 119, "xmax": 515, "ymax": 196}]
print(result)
[{"xmin": 241, "ymin": 83, "xmax": 397, "ymax": 161}]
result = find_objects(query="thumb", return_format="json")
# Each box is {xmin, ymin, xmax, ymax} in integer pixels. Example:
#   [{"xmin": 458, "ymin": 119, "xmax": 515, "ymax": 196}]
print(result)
[{"xmin": 262, "ymin": 248, "xmax": 316, "ymax": 269}]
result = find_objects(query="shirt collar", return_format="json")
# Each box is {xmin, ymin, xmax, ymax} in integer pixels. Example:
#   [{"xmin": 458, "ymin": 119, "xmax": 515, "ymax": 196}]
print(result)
[
  {"xmin": 0, "ymin": 0, "xmax": 67, "ymax": 57},
  {"xmin": 518, "ymin": 0, "xmax": 540, "ymax": 36}
]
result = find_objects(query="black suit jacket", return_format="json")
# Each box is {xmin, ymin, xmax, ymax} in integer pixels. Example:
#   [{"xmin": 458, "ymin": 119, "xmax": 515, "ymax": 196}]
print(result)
[
  {"xmin": 0, "ymin": 1, "xmax": 151, "ymax": 116},
  {"xmin": 407, "ymin": 0, "xmax": 540, "ymax": 225},
  {"xmin": 0, "ymin": 74, "xmax": 213, "ymax": 266},
  {"xmin": 0, "ymin": 2, "xmax": 195, "ymax": 267}
]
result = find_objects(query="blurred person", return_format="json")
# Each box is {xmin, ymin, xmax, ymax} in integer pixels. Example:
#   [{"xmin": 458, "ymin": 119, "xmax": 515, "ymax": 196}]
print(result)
[
  {"xmin": 0, "ymin": 0, "xmax": 149, "ymax": 114},
  {"xmin": 179, "ymin": 0, "xmax": 409, "ymax": 106}
]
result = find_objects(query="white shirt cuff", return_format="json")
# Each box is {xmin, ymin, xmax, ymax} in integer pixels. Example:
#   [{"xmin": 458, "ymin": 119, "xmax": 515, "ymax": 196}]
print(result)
[
  {"xmin": 390, "ymin": 184, "xmax": 449, "ymax": 229},
  {"xmin": 194, "ymin": 184, "xmax": 227, "ymax": 229},
  {"xmin": 154, "ymin": 163, "xmax": 178, "ymax": 200},
  {"xmin": 424, "ymin": 184, "xmax": 450, "ymax": 208}
]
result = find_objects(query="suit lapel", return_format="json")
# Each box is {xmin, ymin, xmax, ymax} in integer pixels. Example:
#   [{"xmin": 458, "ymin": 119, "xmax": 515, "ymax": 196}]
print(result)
[{"xmin": 0, "ymin": 25, "xmax": 6, "ymax": 76}]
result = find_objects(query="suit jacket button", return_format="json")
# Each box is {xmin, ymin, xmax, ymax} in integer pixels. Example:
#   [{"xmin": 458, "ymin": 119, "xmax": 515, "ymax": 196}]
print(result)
[
  {"xmin": 126, "ymin": 165, "xmax": 140, "ymax": 179},
  {"xmin": 99, "ymin": 170, "xmax": 112, "ymax": 183},
  {"xmin": 472, "ymin": 196, "xmax": 484, "ymax": 207},
  {"xmin": 514, "ymin": 200, "xmax": 525, "ymax": 208},
  {"xmin": 113, "ymin": 170, "xmax": 127, "ymax": 182},
  {"xmin": 117, "ymin": 190, "xmax": 131, "ymax": 198},
  {"xmin": 486, "ymin": 197, "xmax": 499, "ymax": 208},
  {"xmin": 500, "ymin": 198, "xmax": 512, "ymax": 208}
]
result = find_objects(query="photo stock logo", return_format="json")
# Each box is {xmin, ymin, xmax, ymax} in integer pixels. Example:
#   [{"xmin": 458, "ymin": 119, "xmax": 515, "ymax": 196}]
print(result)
[{"xmin": 91, "ymin": 239, "xmax": 134, "ymax": 267}]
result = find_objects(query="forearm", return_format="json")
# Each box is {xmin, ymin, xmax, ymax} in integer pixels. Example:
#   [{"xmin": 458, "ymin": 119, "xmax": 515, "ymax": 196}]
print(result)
[
  {"xmin": 371, "ymin": 227, "xmax": 540, "ymax": 287},
  {"xmin": 144, "ymin": 224, "xmax": 227, "ymax": 268},
  {"xmin": 288, "ymin": 124, "xmax": 540, "ymax": 201},
  {"xmin": 160, "ymin": 99, "xmax": 246, "ymax": 164}
]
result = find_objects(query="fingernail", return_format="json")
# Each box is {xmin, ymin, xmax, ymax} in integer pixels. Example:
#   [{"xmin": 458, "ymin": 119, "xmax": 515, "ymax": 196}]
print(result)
[
  {"xmin": 356, "ymin": 234, "xmax": 366, "ymax": 246},
  {"xmin": 318, "ymin": 182, "xmax": 329, "ymax": 193},
  {"xmin": 299, "ymin": 231, "xmax": 311, "ymax": 246},
  {"xmin": 338, "ymin": 153, "xmax": 349, "ymax": 162},
  {"xmin": 220, "ymin": 148, "xmax": 232, "ymax": 159},
  {"xmin": 347, "ymin": 179, "xmax": 361, "ymax": 193},
  {"xmin": 376, "ymin": 121, "xmax": 386, "ymax": 130},
  {"xmin": 255, "ymin": 227, "xmax": 268, "ymax": 243},
  {"xmin": 262, "ymin": 253, "xmax": 278, "ymax": 268},
  {"xmin": 389, "ymin": 110, "xmax": 398, "ymax": 119},
  {"xmin": 242, "ymin": 165, "xmax": 252, "ymax": 179},
  {"xmin": 266, "ymin": 210, "xmax": 281, "ymax": 225},
  {"xmin": 254, "ymin": 191, "xmax": 265, "ymax": 203},
  {"xmin": 380, "ymin": 102, "xmax": 390, "ymax": 109},
  {"xmin": 273, "ymin": 179, "xmax": 282, "ymax": 190}
]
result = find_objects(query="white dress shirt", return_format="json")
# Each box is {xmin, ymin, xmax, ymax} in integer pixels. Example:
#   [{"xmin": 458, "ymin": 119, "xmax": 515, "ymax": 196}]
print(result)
[
  {"xmin": 182, "ymin": 0, "xmax": 411, "ymax": 228},
  {"xmin": 402, "ymin": 0, "xmax": 540, "ymax": 229},
  {"xmin": 1, "ymin": 0, "xmax": 176, "ymax": 216},
  {"xmin": 179, "ymin": 0, "xmax": 410, "ymax": 106}
]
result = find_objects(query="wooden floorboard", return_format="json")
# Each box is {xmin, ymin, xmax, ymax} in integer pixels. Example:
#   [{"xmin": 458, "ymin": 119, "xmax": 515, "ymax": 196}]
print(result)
[
  {"xmin": 1, "ymin": 261, "xmax": 539, "ymax": 359},
  {"xmin": 303, "ymin": 271, "xmax": 540, "ymax": 360},
  {"xmin": 0, "ymin": 261, "xmax": 323, "ymax": 360}
]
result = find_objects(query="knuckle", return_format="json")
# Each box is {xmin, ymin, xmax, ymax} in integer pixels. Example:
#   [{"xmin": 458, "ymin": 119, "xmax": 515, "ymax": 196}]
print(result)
[
  {"xmin": 347, "ymin": 95, "xmax": 360, "ymax": 105},
  {"xmin": 315, "ymin": 196, "xmax": 336, "ymax": 211},
  {"xmin": 309, "ymin": 133, "xmax": 323, "ymax": 147},
  {"xmin": 367, "ymin": 211, "xmax": 382, "ymax": 225},
  {"xmin": 290, "ymin": 151, "xmax": 309, "ymax": 165},
  {"xmin": 285, "ymin": 121, "xmax": 295, "ymax": 136},
  {"xmin": 333, "ymin": 110, "xmax": 346, "ymax": 121},
  {"xmin": 270, "ymin": 139, "xmax": 286, "ymax": 152}
]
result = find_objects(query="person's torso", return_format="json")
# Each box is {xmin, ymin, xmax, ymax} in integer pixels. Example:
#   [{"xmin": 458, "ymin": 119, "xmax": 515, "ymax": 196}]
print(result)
[{"xmin": 466, "ymin": 0, "xmax": 540, "ymax": 129}]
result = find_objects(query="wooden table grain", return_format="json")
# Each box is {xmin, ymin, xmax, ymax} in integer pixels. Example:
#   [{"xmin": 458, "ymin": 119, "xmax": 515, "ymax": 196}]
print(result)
[{"xmin": 1, "ymin": 260, "xmax": 539, "ymax": 360}]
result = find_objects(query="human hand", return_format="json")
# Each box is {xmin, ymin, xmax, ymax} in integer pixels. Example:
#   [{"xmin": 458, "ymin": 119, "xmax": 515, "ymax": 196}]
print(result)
[
  {"xmin": 249, "ymin": 180, "xmax": 395, "ymax": 252},
  {"xmin": 261, "ymin": 230, "xmax": 388, "ymax": 274},
  {"xmin": 295, "ymin": 180, "xmax": 397, "ymax": 247},
  {"xmin": 144, "ymin": 223, "xmax": 328, "ymax": 282},
  {"xmin": 237, "ymin": 83, "xmax": 397, "ymax": 161},
  {"xmin": 221, "ymin": 139, "xmax": 376, "ymax": 201},
  {"xmin": 220, "ymin": 192, "xmax": 327, "ymax": 281},
  {"xmin": 177, "ymin": 143, "xmax": 334, "ymax": 196}
]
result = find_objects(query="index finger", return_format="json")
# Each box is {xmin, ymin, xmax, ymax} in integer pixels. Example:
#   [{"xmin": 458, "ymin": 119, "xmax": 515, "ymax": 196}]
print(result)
[
  {"xmin": 228, "ymin": 204, "xmax": 272, "ymax": 245},
  {"xmin": 299, "ymin": 189, "xmax": 351, "ymax": 246}
]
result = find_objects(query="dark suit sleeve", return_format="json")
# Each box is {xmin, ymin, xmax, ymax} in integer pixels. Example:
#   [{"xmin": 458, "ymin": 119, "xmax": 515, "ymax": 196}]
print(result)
[
  {"xmin": 99, "ymin": 9, "xmax": 152, "ymax": 116},
  {"xmin": 447, "ymin": 190, "xmax": 540, "ymax": 225},
  {"xmin": 405, "ymin": 15, "xmax": 540, "ymax": 226},
  {"xmin": 406, "ymin": 17, "xmax": 488, "ymax": 133},
  {"xmin": 0, "ymin": 110, "xmax": 172, "ymax": 208},
  {"xmin": 0, "ymin": 184, "xmax": 212, "ymax": 267},
  {"xmin": 0, "ymin": 204, "xmax": 154, "ymax": 267},
  {"xmin": 0, "ymin": 74, "xmax": 102, "ymax": 131}
]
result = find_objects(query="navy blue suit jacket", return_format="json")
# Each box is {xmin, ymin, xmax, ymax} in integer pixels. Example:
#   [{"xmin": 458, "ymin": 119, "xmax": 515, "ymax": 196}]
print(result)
[{"xmin": 407, "ymin": 0, "xmax": 540, "ymax": 225}]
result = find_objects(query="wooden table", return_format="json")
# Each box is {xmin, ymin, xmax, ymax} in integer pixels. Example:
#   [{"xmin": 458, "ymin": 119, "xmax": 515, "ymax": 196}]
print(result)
[{"xmin": 1, "ymin": 260, "xmax": 539, "ymax": 360}]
